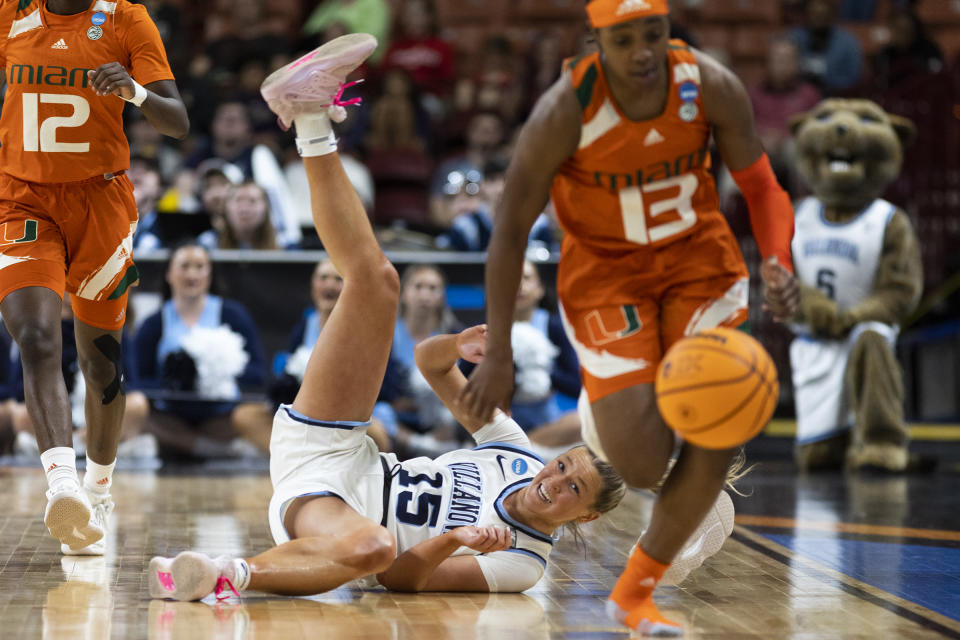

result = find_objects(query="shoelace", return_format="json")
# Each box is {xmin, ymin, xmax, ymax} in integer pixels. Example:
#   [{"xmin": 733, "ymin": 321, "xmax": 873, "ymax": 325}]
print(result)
[
  {"xmin": 214, "ymin": 576, "xmax": 240, "ymax": 601},
  {"xmin": 322, "ymin": 79, "xmax": 364, "ymax": 109}
]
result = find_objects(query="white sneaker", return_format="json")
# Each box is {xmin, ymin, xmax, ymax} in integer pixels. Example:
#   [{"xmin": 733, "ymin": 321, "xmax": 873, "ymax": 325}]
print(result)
[
  {"xmin": 61, "ymin": 491, "xmax": 113, "ymax": 556},
  {"xmin": 44, "ymin": 483, "xmax": 104, "ymax": 551},
  {"xmin": 116, "ymin": 433, "xmax": 158, "ymax": 460},
  {"xmin": 660, "ymin": 489, "xmax": 735, "ymax": 586},
  {"xmin": 260, "ymin": 33, "xmax": 377, "ymax": 129},
  {"xmin": 149, "ymin": 551, "xmax": 219, "ymax": 601}
]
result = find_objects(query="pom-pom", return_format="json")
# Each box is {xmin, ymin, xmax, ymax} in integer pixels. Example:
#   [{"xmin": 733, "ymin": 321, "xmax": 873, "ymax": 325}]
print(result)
[
  {"xmin": 511, "ymin": 322, "xmax": 558, "ymax": 403},
  {"xmin": 180, "ymin": 325, "xmax": 250, "ymax": 399}
]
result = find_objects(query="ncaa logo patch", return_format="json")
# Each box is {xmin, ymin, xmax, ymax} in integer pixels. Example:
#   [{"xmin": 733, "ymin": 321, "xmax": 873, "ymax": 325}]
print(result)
[
  {"xmin": 678, "ymin": 81, "xmax": 698, "ymax": 102},
  {"xmin": 511, "ymin": 459, "xmax": 528, "ymax": 475}
]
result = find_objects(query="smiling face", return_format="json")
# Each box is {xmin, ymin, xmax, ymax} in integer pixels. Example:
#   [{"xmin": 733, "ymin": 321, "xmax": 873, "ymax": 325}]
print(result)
[
  {"xmin": 516, "ymin": 261, "xmax": 545, "ymax": 316},
  {"xmin": 400, "ymin": 266, "xmax": 445, "ymax": 323},
  {"xmin": 595, "ymin": 16, "xmax": 670, "ymax": 90},
  {"xmin": 520, "ymin": 446, "xmax": 603, "ymax": 528}
]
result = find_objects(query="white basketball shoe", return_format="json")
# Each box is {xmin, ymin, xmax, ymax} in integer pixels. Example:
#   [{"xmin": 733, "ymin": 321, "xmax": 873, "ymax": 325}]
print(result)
[
  {"xmin": 260, "ymin": 33, "xmax": 377, "ymax": 130},
  {"xmin": 61, "ymin": 490, "xmax": 113, "ymax": 556},
  {"xmin": 149, "ymin": 552, "xmax": 241, "ymax": 601},
  {"xmin": 44, "ymin": 483, "xmax": 104, "ymax": 551},
  {"xmin": 660, "ymin": 489, "xmax": 735, "ymax": 586}
]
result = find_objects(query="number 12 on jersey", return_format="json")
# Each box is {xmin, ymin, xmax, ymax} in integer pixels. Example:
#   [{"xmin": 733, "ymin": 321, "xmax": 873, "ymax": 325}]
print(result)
[
  {"xmin": 22, "ymin": 93, "xmax": 90, "ymax": 153},
  {"xmin": 618, "ymin": 173, "xmax": 698, "ymax": 244}
]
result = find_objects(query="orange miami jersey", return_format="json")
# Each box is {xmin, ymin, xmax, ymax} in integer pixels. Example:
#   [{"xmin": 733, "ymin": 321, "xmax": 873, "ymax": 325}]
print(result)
[
  {"xmin": 0, "ymin": 0, "xmax": 173, "ymax": 182},
  {"xmin": 552, "ymin": 41, "xmax": 750, "ymax": 399}
]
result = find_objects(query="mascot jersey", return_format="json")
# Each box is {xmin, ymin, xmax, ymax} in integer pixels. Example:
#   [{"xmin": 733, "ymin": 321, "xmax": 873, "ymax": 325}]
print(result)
[
  {"xmin": 384, "ymin": 413, "xmax": 553, "ymax": 587},
  {"xmin": 0, "ymin": 0, "xmax": 174, "ymax": 182},
  {"xmin": 553, "ymin": 40, "xmax": 743, "ymax": 311},
  {"xmin": 791, "ymin": 196, "xmax": 896, "ymax": 317}
]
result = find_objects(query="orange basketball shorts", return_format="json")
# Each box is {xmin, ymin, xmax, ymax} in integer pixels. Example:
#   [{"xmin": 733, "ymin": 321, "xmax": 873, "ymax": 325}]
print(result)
[
  {"xmin": 558, "ymin": 236, "xmax": 750, "ymax": 402},
  {"xmin": 0, "ymin": 172, "xmax": 139, "ymax": 330}
]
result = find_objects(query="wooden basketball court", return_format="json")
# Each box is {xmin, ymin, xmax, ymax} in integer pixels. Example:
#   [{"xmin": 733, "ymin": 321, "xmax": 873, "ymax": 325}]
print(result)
[{"xmin": 1, "ymin": 453, "xmax": 959, "ymax": 639}]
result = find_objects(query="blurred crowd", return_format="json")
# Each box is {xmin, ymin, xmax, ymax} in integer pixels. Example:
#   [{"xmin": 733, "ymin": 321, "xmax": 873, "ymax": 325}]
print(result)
[{"xmin": 0, "ymin": 0, "xmax": 958, "ymax": 460}]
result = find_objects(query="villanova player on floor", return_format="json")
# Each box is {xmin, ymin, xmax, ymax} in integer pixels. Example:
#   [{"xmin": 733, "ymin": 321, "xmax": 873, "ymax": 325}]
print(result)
[{"xmin": 147, "ymin": 33, "xmax": 626, "ymax": 600}]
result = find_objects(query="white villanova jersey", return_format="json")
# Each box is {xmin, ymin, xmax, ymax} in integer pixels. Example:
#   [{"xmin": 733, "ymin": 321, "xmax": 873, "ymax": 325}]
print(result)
[
  {"xmin": 791, "ymin": 197, "xmax": 896, "ymax": 325},
  {"xmin": 382, "ymin": 413, "xmax": 553, "ymax": 589}
]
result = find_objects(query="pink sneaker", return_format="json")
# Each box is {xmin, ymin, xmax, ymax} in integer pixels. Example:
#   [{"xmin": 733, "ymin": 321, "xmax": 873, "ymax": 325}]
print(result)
[{"xmin": 260, "ymin": 33, "xmax": 377, "ymax": 129}]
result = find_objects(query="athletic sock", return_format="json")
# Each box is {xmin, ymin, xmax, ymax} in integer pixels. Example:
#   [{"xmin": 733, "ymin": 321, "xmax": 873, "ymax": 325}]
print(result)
[
  {"xmin": 84, "ymin": 457, "xmax": 116, "ymax": 495},
  {"xmin": 216, "ymin": 556, "xmax": 251, "ymax": 592},
  {"xmin": 41, "ymin": 447, "xmax": 80, "ymax": 492},
  {"xmin": 608, "ymin": 545, "xmax": 681, "ymax": 633},
  {"xmin": 294, "ymin": 113, "xmax": 337, "ymax": 157}
]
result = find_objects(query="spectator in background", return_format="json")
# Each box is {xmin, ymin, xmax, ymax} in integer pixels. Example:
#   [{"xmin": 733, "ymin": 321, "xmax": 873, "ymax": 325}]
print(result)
[
  {"xmin": 379, "ymin": 264, "xmax": 463, "ymax": 457},
  {"xmin": 134, "ymin": 242, "xmax": 267, "ymax": 459},
  {"xmin": 187, "ymin": 101, "xmax": 300, "ymax": 247},
  {"xmin": 789, "ymin": 0, "xmax": 863, "ymax": 93},
  {"xmin": 522, "ymin": 30, "xmax": 567, "ymax": 118},
  {"xmin": 126, "ymin": 109, "xmax": 183, "ymax": 184},
  {"xmin": 365, "ymin": 69, "xmax": 432, "ymax": 153},
  {"xmin": 131, "ymin": 157, "xmax": 166, "ymax": 251},
  {"xmin": 203, "ymin": 0, "xmax": 291, "ymax": 75},
  {"xmin": 233, "ymin": 259, "xmax": 391, "ymax": 453},
  {"xmin": 870, "ymin": 7, "xmax": 944, "ymax": 91},
  {"xmin": 437, "ymin": 157, "xmax": 554, "ymax": 252},
  {"xmin": 303, "ymin": 0, "xmax": 392, "ymax": 62},
  {"xmin": 430, "ymin": 111, "xmax": 506, "ymax": 226},
  {"xmin": 381, "ymin": 0, "xmax": 455, "ymax": 117},
  {"xmin": 198, "ymin": 181, "xmax": 289, "ymax": 250},
  {"xmin": 840, "ymin": 0, "xmax": 878, "ymax": 21},
  {"xmin": 749, "ymin": 37, "xmax": 822, "ymax": 195},
  {"xmin": 509, "ymin": 260, "xmax": 582, "ymax": 454}
]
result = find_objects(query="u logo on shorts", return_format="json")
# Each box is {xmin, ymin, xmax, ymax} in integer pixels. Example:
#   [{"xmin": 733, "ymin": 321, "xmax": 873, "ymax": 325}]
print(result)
[
  {"xmin": 585, "ymin": 305, "xmax": 643, "ymax": 346},
  {"xmin": 0, "ymin": 220, "xmax": 38, "ymax": 246}
]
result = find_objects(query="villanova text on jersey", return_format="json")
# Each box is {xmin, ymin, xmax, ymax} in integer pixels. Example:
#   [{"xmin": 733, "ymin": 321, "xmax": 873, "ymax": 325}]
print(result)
[
  {"xmin": 802, "ymin": 238, "xmax": 860, "ymax": 264},
  {"xmin": 442, "ymin": 462, "xmax": 484, "ymax": 532}
]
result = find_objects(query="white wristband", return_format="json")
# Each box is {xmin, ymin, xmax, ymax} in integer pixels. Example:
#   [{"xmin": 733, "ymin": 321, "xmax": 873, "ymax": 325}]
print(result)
[{"xmin": 124, "ymin": 80, "xmax": 148, "ymax": 107}]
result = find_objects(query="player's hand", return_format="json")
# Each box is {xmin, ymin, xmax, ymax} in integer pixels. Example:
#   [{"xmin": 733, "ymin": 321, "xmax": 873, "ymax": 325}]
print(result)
[
  {"xmin": 455, "ymin": 325, "xmax": 487, "ymax": 364},
  {"xmin": 87, "ymin": 63, "xmax": 135, "ymax": 99},
  {"xmin": 450, "ymin": 526, "xmax": 512, "ymax": 553},
  {"xmin": 761, "ymin": 256, "xmax": 800, "ymax": 322},
  {"xmin": 459, "ymin": 348, "xmax": 514, "ymax": 423}
]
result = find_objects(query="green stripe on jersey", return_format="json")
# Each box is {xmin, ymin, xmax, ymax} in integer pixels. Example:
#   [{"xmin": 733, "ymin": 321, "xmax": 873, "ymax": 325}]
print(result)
[{"xmin": 576, "ymin": 63, "xmax": 598, "ymax": 110}]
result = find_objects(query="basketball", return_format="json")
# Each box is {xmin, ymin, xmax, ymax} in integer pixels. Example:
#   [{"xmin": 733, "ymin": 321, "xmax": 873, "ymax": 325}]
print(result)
[{"xmin": 655, "ymin": 328, "xmax": 778, "ymax": 449}]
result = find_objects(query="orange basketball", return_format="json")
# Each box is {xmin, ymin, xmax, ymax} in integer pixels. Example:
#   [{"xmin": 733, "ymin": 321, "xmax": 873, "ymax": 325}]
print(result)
[{"xmin": 655, "ymin": 328, "xmax": 778, "ymax": 449}]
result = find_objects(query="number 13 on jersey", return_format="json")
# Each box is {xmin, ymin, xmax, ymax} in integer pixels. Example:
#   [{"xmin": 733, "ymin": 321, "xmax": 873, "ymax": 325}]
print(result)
[
  {"xmin": 618, "ymin": 173, "xmax": 698, "ymax": 244},
  {"xmin": 22, "ymin": 93, "xmax": 90, "ymax": 153}
]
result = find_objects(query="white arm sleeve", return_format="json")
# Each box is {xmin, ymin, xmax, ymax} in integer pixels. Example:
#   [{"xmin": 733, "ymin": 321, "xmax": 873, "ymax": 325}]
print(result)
[
  {"xmin": 473, "ymin": 550, "xmax": 545, "ymax": 592},
  {"xmin": 471, "ymin": 412, "xmax": 532, "ymax": 449}
]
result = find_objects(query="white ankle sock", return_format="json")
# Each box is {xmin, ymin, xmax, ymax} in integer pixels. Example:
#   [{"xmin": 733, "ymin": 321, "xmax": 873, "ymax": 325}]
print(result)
[
  {"xmin": 217, "ymin": 557, "xmax": 251, "ymax": 592},
  {"xmin": 41, "ymin": 447, "xmax": 79, "ymax": 492},
  {"xmin": 84, "ymin": 457, "xmax": 116, "ymax": 494},
  {"xmin": 294, "ymin": 113, "xmax": 337, "ymax": 157}
]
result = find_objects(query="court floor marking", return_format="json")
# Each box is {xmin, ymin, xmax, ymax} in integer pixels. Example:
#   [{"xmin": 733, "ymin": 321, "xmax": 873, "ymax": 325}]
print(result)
[
  {"xmin": 734, "ymin": 515, "xmax": 960, "ymax": 542},
  {"xmin": 732, "ymin": 526, "xmax": 960, "ymax": 638}
]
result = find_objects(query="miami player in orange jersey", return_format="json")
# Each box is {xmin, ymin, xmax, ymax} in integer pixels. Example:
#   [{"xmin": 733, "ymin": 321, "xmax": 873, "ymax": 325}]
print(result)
[
  {"xmin": 461, "ymin": 0, "xmax": 799, "ymax": 636},
  {"xmin": 0, "ymin": 0, "xmax": 187, "ymax": 555}
]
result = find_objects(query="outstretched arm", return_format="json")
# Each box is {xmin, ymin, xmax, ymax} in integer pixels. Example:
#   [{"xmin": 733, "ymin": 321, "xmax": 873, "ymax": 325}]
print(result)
[
  {"xmin": 460, "ymin": 74, "xmax": 581, "ymax": 421},
  {"xmin": 698, "ymin": 50, "xmax": 799, "ymax": 319},
  {"xmin": 415, "ymin": 325, "xmax": 490, "ymax": 434}
]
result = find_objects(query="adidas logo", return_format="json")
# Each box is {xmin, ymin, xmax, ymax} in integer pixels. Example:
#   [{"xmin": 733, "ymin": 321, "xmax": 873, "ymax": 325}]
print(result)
[
  {"xmin": 96, "ymin": 477, "xmax": 110, "ymax": 485},
  {"xmin": 47, "ymin": 463, "xmax": 58, "ymax": 471},
  {"xmin": 644, "ymin": 128, "xmax": 665, "ymax": 146},
  {"xmin": 51, "ymin": 38, "xmax": 68, "ymax": 50},
  {"xmin": 617, "ymin": 0, "xmax": 652, "ymax": 15}
]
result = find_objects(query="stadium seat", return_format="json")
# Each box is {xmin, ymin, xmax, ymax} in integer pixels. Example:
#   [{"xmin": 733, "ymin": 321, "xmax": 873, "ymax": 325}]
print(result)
[{"xmin": 690, "ymin": 0, "xmax": 781, "ymax": 25}]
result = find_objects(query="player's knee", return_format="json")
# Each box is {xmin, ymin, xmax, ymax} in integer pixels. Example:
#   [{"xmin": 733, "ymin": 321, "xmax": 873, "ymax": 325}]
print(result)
[
  {"xmin": 353, "ymin": 527, "xmax": 397, "ymax": 574},
  {"xmin": 14, "ymin": 323, "xmax": 61, "ymax": 365},
  {"xmin": 617, "ymin": 454, "xmax": 671, "ymax": 490}
]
